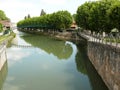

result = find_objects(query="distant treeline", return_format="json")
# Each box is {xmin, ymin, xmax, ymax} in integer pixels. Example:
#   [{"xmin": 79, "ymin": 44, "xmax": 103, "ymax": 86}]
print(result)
[
  {"xmin": 75, "ymin": 0, "xmax": 120, "ymax": 33},
  {"xmin": 17, "ymin": 11, "xmax": 73, "ymax": 31},
  {"xmin": 17, "ymin": 0, "xmax": 120, "ymax": 33}
]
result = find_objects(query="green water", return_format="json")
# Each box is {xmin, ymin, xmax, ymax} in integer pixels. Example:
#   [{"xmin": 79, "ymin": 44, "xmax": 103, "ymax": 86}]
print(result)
[{"xmin": 0, "ymin": 31, "xmax": 108, "ymax": 90}]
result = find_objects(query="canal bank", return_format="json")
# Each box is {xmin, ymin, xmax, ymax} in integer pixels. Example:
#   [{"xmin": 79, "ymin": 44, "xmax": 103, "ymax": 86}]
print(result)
[
  {"xmin": 88, "ymin": 42, "xmax": 120, "ymax": 90},
  {"xmin": 0, "ymin": 61, "xmax": 8, "ymax": 90},
  {"xmin": 78, "ymin": 32, "xmax": 120, "ymax": 90},
  {"xmin": 18, "ymin": 28, "xmax": 79, "ymax": 41},
  {"xmin": 0, "ymin": 32, "xmax": 15, "ymax": 72}
]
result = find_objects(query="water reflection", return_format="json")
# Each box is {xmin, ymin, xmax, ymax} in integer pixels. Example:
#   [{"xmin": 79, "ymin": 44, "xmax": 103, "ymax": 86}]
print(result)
[
  {"xmin": 21, "ymin": 35, "xmax": 73, "ymax": 59},
  {"xmin": 2, "ymin": 31, "xmax": 109, "ymax": 90},
  {"xmin": 0, "ymin": 61, "xmax": 8, "ymax": 90},
  {"xmin": 21, "ymin": 33, "xmax": 108, "ymax": 90},
  {"xmin": 75, "ymin": 44, "xmax": 87, "ymax": 75},
  {"xmin": 6, "ymin": 48, "xmax": 31, "ymax": 67},
  {"xmin": 75, "ymin": 43, "xmax": 108, "ymax": 90}
]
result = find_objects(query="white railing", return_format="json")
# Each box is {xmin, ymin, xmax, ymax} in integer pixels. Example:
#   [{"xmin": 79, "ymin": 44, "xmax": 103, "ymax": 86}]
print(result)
[{"xmin": 78, "ymin": 31, "xmax": 120, "ymax": 48}]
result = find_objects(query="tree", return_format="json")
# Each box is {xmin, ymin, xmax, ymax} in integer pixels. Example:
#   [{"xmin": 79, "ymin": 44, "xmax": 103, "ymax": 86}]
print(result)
[
  {"xmin": 24, "ymin": 16, "xmax": 27, "ymax": 20},
  {"xmin": 76, "ymin": 2, "xmax": 92, "ymax": 30},
  {"xmin": 0, "ymin": 10, "xmax": 9, "ymax": 20},
  {"xmin": 0, "ymin": 23, "xmax": 3, "ymax": 32},
  {"xmin": 107, "ymin": 0, "xmax": 120, "ymax": 32},
  {"xmin": 76, "ymin": 0, "xmax": 119, "ymax": 33},
  {"xmin": 40, "ymin": 9, "xmax": 46, "ymax": 16},
  {"xmin": 49, "ymin": 11, "xmax": 72, "ymax": 30},
  {"xmin": 28, "ymin": 14, "xmax": 31, "ymax": 18},
  {"xmin": 17, "ymin": 10, "xmax": 73, "ymax": 31},
  {"xmin": 72, "ymin": 14, "xmax": 76, "ymax": 21}
]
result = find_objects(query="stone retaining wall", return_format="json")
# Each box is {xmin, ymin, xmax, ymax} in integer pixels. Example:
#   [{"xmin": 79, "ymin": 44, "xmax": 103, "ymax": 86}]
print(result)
[
  {"xmin": 0, "ymin": 44, "xmax": 7, "ymax": 71},
  {"xmin": 87, "ymin": 41, "xmax": 120, "ymax": 90}
]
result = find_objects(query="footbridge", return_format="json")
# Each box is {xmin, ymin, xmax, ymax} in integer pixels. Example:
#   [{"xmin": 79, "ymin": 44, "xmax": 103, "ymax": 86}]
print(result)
[{"xmin": 12, "ymin": 44, "xmax": 34, "ymax": 48}]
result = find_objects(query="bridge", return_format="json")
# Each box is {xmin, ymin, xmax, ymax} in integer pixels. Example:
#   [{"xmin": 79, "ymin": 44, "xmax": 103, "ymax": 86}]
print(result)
[{"xmin": 12, "ymin": 44, "xmax": 34, "ymax": 48}]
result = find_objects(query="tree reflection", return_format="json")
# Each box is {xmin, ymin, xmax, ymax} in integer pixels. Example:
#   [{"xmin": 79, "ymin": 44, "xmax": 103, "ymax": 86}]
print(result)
[
  {"xmin": 75, "ymin": 42, "xmax": 108, "ymax": 90},
  {"xmin": 0, "ymin": 61, "xmax": 8, "ymax": 90},
  {"xmin": 75, "ymin": 44, "xmax": 87, "ymax": 75},
  {"xmin": 21, "ymin": 35, "xmax": 73, "ymax": 59}
]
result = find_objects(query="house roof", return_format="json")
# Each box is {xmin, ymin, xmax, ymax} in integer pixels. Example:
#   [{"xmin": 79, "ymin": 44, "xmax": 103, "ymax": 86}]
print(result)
[
  {"xmin": 0, "ymin": 20, "xmax": 11, "ymax": 27},
  {"xmin": 70, "ymin": 21, "xmax": 77, "ymax": 28}
]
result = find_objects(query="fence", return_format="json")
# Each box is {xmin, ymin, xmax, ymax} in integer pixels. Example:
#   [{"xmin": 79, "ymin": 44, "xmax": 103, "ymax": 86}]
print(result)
[{"xmin": 78, "ymin": 30, "xmax": 120, "ymax": 48}]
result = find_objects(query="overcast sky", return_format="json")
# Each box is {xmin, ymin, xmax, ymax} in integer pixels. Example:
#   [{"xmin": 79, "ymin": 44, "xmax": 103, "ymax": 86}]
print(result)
[{"xmin": 0, "ymin": 0, "xmax": 95, "ymax": 22}]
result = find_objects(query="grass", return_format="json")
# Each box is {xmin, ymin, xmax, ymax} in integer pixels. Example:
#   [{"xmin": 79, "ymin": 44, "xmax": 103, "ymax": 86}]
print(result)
[
  {"xmin": 0, "ymin": 35, "xmax": 9, "ymax": 43},
  {"xmin": 104, "ymin": 38, "xmax": 120, "ymax": 43},
  {"xmin": 0, "ymin": 32, "xmax": 16, "ymax": 44}
]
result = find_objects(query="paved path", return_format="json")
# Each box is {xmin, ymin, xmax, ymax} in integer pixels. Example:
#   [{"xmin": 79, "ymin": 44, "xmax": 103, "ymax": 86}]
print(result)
[{"xmin": 78, "ymin": 32, "xmax": 120, "ymax": 48}]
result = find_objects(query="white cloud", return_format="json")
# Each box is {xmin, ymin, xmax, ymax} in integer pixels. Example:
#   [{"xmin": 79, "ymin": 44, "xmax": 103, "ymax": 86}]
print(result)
[{"xmin": 7, "ymin": 48, "xmax": 31, "ymax": 67}]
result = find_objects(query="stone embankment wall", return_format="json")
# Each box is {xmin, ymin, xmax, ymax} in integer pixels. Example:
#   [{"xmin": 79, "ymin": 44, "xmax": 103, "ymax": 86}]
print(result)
[
  {"xmin": 0, "ymin": 43, "xmax": 7, "ymax": 71},
  {"xmin": 87, "ymin": 41, "xmax": 120, "ymax": 90},
  {"xmin": 0, "ymin": 35, "xmax": 14, "ymax": 71}
]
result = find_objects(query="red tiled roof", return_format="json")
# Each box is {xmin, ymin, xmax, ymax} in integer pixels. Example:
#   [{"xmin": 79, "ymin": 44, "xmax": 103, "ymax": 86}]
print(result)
[
  {"xmin": 71, "ymin": 21, "xmax": 77, "ymax": 28},
  {"xmin": 0, "ymin": 20, "xmax": 11, "ymax": 27}
]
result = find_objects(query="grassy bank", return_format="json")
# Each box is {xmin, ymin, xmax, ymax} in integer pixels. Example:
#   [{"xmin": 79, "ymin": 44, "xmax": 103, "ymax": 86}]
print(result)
[
  {"xmin": 0, "ymin": 32, "xmax": 16, "ymax": 45},
  {"xmin": 104, "ymin": 38, "xmax": 120, "ymax": 43}
]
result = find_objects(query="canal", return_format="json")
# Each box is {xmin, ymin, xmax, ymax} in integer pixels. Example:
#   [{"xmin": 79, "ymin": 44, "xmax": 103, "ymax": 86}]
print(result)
[{"xmin": 0, "ymin": 31, "xmax": 108, "ymax": 90}]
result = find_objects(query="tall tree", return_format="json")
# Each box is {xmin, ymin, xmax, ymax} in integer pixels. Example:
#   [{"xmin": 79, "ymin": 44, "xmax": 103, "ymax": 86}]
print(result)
[
  {"xmin": 28, "ymin": 14, "xmax": 31, "ymax": 18},
  {"xmin": 0, "ymin": 10, "xmax": 9, "ymax": 20},
  {"xmin": 24, "ymin": 16, "xmax": 27, "ymax": 20},
  {"xmin": 40, "ymin": 9, "xmax": 46, "ymax": 16},
  {"xmin": 107, "ymin": 0, "xmax": 120, "ymax": 32},
  {"xmin": 76, "ymin": 0, "xmax": 119, "ymax": 33}
]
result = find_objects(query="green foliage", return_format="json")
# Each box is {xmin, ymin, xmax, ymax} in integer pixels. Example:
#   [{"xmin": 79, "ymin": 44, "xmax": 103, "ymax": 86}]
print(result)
[
  {"xmin": 3, "ymin": 29, "xmax": 10, "ymax": 35},
  {"xmin": 76, "ymin": 0, "xmax": 120, "ymax": 33},
  {"xmin": 0, "ymin": 23, "xmax": 3, "ymax": 32},
  {"xmin": 24, "ymin": 14, "xmax": 31, "ymax": 20},
  {"xmin": 28, "ymin": 14, "xmax": 31, "ymax": 18},
  {"xmin": 107, "ymin": 1, "xmax": 120, "ymax": 32},
  {"xmin": 72, "ymin": 14, "xmax": 76, "ymax": 21},
  {"xmin": 17, "ymin": 10, "xmax": 73, "ymax": 31},
  {"xmin": 104, "ymin": 38, "xmax": 120, "ymax": 43},
  {"xmin": 0, "ymin": 10, "xmax": 9, "ymax": 20}
]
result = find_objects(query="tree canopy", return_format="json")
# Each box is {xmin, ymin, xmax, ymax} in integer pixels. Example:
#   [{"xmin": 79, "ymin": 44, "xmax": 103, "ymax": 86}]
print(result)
[
  {"xmin": 76, "ymin": 0, "xmax": 120, "ymax": 33},
  {"xmin": 0, "ymin": 23, "xmax": 3, "ymax": 32},
  {"xmin": 40, "ymin": 9, "xmax": 46, "ymax": 16},
  {"xmin": 17, "ymin": 10, "xmax": 73, "ymax": 31},
  {"xmin": 0, "ymin": 10, "xmax": 9, "ymax": 20}
]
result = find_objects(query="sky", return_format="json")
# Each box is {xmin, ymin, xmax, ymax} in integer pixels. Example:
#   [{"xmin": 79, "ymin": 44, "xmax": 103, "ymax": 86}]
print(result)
[{"xmin": 0, "ymin": 0, "xmax": 95, "ymax": 23}]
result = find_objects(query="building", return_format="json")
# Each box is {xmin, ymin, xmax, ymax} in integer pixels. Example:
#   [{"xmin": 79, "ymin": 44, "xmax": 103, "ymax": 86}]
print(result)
[
  {"xmin": 70, "ymin": 21, "xmax": 77, "ymax": 30},
  {"xmin": 0, "ymin": 20, "xmax": 11, "ymax": 30}
]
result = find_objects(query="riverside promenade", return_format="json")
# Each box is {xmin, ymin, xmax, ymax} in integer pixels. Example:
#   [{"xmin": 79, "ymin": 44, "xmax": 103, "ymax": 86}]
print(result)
[{"xmin": 78, "ymin": 32, "xmax": 120, "ymax": 48}]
